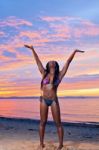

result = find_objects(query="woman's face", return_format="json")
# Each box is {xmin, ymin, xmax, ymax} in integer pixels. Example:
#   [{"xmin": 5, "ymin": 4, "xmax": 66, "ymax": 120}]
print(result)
[{"xmin": 48, "ymin": 61, "xmax": 56, "ymax": 70}]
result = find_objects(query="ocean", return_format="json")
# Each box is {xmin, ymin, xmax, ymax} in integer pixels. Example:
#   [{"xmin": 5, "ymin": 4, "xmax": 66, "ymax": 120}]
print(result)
[{"xmin": 0, "ymin": 97, "xmax": 99, "ymax": 124}]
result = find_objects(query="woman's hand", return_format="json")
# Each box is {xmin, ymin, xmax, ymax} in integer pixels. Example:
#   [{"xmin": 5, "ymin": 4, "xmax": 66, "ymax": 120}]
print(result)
[
  {"xmin": 75, "ymin": 49, "xmax": 85, "ymax": 53},
  {"xmin": 24, "ymin": 44, "xmax": 34, "ymax": 50}
]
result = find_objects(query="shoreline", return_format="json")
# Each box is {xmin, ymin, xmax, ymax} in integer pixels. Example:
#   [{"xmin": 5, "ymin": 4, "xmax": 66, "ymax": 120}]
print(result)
[{"xmin": 0, "ymin": 116, "xmax": 99, "ymax": 127}]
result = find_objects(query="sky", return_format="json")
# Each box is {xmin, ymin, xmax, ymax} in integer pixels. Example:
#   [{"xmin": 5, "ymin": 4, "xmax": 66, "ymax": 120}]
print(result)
[{"xmin": 0, "ymin": 0, "xmax": 99, "ymax": 97}]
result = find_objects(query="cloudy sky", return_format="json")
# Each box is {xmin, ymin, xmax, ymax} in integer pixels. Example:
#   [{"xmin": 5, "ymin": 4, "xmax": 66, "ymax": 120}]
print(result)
[{"xmin": 0, "ymin": 0, "xmax": 99, "ymax": 97}]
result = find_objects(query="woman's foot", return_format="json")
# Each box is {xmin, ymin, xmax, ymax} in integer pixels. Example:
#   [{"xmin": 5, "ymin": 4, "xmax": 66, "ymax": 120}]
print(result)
[
  {"xmin": 57, "ymin": 144, "xmax": 63, "ymax": 150},
  {"xmin": 39, "ymin": 143, "xmax": 45, "ymax": 149}
]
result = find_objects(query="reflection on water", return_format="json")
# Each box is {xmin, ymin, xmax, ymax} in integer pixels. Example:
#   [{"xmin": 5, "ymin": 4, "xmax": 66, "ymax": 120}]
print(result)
[{"xmin": 0, "ymin": 97, "xmax": 99, "ymax": 123}]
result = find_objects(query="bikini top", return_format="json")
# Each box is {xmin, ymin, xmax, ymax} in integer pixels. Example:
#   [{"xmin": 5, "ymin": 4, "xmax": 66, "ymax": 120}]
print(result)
[{"xmin": 42, "ymin": 76, "xmax": 60, "ymax": 86}]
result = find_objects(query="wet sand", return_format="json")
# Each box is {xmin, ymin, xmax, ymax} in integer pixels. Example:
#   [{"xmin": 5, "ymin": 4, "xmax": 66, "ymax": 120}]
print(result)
[{"xmin": 0, "ymin": 117, "xmax": 99, "ymax": 150}]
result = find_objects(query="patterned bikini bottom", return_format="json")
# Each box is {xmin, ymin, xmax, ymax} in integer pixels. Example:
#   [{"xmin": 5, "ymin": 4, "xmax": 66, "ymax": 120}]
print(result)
[{"xmin": 40, "ymin": 96, "xmax": 58, "ymax": 106}]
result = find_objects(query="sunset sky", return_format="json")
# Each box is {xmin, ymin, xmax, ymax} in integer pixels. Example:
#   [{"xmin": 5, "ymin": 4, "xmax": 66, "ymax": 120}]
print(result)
[{"xmin": 0, "ymin": 0, "xmax": 99, "ymax": 97}]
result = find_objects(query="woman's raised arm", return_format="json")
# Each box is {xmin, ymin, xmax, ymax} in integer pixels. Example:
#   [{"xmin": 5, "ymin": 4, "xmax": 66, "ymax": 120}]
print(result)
[
  {"xmin": 24, "ymin": 44, "xmax": 46, "ymax": 77},
  {"xmin": 59, "ymin": 49, "xmax": 85, "ymax": 80}
]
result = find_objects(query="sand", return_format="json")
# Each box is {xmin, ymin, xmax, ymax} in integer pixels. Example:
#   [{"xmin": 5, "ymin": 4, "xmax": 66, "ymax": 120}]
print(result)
[{"xmin": 0, "ymin": 117, "xmax": 99, "ymax": 150}]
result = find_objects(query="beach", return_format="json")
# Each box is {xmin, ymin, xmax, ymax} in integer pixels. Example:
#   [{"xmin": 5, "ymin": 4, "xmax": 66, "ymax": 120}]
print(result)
[{"xmin": 0, "ymin": 117, "xmax": 99, "ymax": 150}]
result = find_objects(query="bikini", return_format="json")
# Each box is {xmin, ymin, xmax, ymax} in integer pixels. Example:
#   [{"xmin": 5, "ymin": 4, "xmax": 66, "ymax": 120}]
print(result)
[{"xmin": 40, "ymin": 76, "xmax": 60, "ymax": 106}]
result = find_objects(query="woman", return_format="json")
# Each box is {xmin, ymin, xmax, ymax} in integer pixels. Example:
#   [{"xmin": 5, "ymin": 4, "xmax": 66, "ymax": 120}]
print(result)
[{"xmin": 24, "ymin": 44, "xmax": 84, "ymax": 150}]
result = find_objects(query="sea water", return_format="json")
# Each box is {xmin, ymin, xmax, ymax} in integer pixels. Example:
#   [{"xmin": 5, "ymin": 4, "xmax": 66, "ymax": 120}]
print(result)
[{"xmin": 0, "ymin": 97, "xmax": 99, "ymax": 124}]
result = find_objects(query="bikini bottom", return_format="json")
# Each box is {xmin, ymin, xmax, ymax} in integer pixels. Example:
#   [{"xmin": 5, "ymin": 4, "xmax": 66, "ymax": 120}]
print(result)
[{"xmin": 40, "ymin": 96, "xmax": 58, "ymax": 106}]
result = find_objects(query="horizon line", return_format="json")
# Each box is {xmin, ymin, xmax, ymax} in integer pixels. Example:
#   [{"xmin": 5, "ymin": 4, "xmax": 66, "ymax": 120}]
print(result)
[{"xmin": 0, "ymin": 96, "xmax": 99, "ymax": 99}]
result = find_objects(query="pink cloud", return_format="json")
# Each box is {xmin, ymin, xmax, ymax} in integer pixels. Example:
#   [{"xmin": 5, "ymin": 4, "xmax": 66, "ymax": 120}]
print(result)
[
  {"xmin": 19, "ymin": 31, "xmax": 41, "ymax": 38},
  {"xmin": 0, "ymin": 16, "xmax": 32, "ymax": 28},
  {"xmin": 0, "ymin": 31, "xmax": 5, "ymax": 36},
  {"xmin": 0, "ymin": 55, "xmax": 11, "ymax": 61},
  {"xmin": 41, "ymin": 16, "xmax": 65, "ymax": 22},
  {"xmin": 0, "ymin": 55, "xmax": 32, "ymax": 71},
  {"xmin": 41, "ymin": 16, "xmax": 99, "ymax": 38},
  {"xmin": 74, "ymin": 26, "xmax": 99, "ymax": 37},
  {"xmin": 48, "ymin": 24, "xmax": 71, "ymax": 40},
  {"xmin": 59, "ymin": 79, "xmax": 99, "ymax": 90},
  {"xmin": 18, "ymin": 30, "xmax": 50, "ymax": 45},
  {"xmin": 0, "ymin": 44, "xmax": 17, "ymax": 53},
  {"xmin": 40, "ymin": 16, "xmax": 79, "ymax": 22}
]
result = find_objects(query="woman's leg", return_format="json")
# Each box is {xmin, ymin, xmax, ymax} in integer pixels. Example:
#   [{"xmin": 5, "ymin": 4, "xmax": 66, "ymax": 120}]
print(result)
[
  {"xmin": 51, "ymin": 100, "xmax": 64, "ymax": 149},
  {"xmin": 39, "ymin": 98, "xmax": 49, "ymax": 147}
]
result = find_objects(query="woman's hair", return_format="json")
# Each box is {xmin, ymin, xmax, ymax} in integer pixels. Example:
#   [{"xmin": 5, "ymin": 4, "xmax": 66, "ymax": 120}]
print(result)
[{"xmin": 40, "ymin": 61, "xmax": 60, "ymax": 89}]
